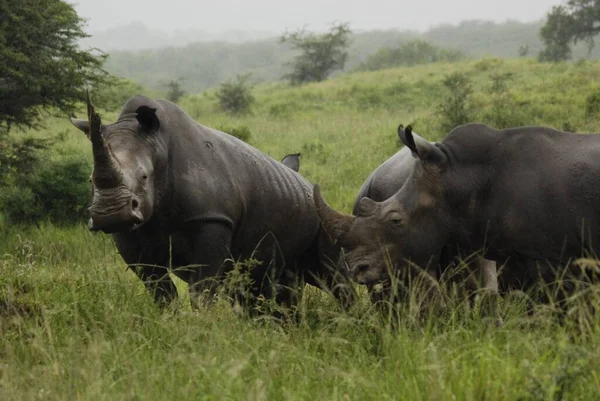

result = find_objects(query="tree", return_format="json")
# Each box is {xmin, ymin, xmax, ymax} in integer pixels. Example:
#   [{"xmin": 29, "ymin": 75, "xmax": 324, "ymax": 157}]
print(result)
[
  {"xmin": 280, "ymin": 22, "xmax": 352, "ymax": 84},
  {"xmin": 0, "ymin": 0, "xmax": 109, "ymax": 135},
  {"xmin": 166, "ymin": 79, "xmax": 186, "ymax": 103},
  {"xmin": 539, "ymin": 0, "xmax": 600, "ymax": 62}
]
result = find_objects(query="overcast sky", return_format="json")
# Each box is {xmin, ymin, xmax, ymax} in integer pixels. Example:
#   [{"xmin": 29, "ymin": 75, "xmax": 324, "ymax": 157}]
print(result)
[{"xmin": 71, "ymin": 0, "xmax": 561, "ymax": 34}]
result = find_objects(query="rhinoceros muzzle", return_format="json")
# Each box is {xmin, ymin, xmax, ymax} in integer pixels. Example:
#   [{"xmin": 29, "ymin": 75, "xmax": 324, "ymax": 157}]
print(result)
[{"xmin": 88, "ymin": 195, "xmax": 144, "ymax": 233}]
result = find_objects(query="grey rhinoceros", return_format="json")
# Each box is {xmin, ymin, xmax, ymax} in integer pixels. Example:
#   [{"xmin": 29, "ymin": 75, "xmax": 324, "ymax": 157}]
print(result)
[
  {"xmin": 352, "ymin": 125, "xmax": 498, "ymax": 302},
  {"xmin": 315, "ymin": 123, "xmax": 600, "ymax": 304},
  {"xmin": 71, "ymin": 93, "xmax": 354, "ymax": 312}
]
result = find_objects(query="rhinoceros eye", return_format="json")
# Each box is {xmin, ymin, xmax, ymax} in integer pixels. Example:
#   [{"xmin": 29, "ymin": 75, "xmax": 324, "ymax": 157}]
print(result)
[{"xmin": 387, "ymin": 212, "xmax": 403, "ymax": 226}]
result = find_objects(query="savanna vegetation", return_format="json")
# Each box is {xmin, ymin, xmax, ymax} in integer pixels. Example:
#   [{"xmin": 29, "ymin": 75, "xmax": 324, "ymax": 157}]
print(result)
[
  {"xmin": 4, "ymin": 1, "xmax": 600, "ymax": 398},
  {"xmin": 3, "ymin": 55, "xmax": 600, "ymax": 400}
]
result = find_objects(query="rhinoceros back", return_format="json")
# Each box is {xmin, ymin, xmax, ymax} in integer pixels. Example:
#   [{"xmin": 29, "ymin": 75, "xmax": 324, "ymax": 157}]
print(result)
[{"xmin": 140, "ymin": 98, "xmax": 320, "ymax": 261}]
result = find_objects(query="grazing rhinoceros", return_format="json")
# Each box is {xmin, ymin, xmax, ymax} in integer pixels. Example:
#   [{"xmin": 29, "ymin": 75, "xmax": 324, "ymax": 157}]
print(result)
[
  {"xmin": 71, "ymin": 93, "xmax": 354, "ymax": 311},
  {"xmin": 281, "ymin": 153, "xmax": 301, "ymax": 172},
  {"xmin": 315, "ymin": 123, "xmax": 600, "ymax": 304},
  {"xmin": 353, "ymin": 125, "xmax": 498, "ymax": 302}
]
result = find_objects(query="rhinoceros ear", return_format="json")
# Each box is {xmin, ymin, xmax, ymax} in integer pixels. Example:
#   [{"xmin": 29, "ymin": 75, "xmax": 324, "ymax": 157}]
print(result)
[
  {"xmin": 399, "ymin": 125, "xmax": 446, "ymax": 166},
  {"xmin": 356, "ymin": 197, "xmax": 378, "ymax": 217},
  {"xmin": 281, "ymin": 153, "xmax": 301, "ymax": 172},
  {"xmin": 396, "ymin": 124, "xmax": 404, "ymax": 142},
  {"xmin": 136, "ymin": 106, "xmax": 160, "ymax": 133},
  {"xmin": 70, "ymin": 118, "xmax": 90, "ymax": 139}
]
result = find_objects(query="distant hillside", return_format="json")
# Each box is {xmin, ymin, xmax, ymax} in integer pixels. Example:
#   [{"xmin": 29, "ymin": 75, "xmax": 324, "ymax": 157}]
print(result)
[
  {"xmin": 99, "ymin": 20, "xmax": 600, "ymax": 94},
  {"xmin": 103, "ymin": 29, "xmax": 418, "ymax": 93},
  {"xmin": 80, "ymin": 21, "xmax": 277, "ymax": 51}
]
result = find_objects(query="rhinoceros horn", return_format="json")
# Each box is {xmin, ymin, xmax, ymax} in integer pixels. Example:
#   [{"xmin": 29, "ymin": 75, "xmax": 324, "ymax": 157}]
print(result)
[
  {"xmin": 86, "ymin": 90, "xmax": 122, "ymax": 188},
  {"xmin": 313, "ymin": 184, "xmax": 355, "ymax": 246}
]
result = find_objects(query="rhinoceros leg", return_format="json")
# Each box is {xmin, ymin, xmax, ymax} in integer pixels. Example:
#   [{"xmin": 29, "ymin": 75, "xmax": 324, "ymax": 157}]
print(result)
[
  {"xmin": 305, "ymin": 257, "xmax": 356, "ymax": 311},
  {"xmin": 113, "ymin": 231, "xmax": 178, "ymax": 307},
  {"xmin": 448, "ymin": 255, "xmax": 502, "ymax": 323},
  {"xmin": 474, "ymin": 257, "xmax": 503, "ymax": 326},
  {"xmin": 257, "ymin": 266, "xmax": 303, "ymax": 321},
  {"xmin": 303, "ymin": 230, "xmax": 357, "ymax": 311},
  {"xmin": 185, "ymin": 222, "xmax": 234, "ymax": 310}
]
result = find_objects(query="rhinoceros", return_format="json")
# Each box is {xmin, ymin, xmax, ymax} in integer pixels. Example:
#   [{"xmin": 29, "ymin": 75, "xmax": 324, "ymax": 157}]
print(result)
[
  {"xmin": 351, "ymin": 125, "xmax": 498, "ymax": 302},
  {"xmin": 71, "ymin": 93, "xmax": 354, "ymax": 311},
  {"xmin": 315, "ymin": 123, "xmax": 600, "ymax": 303}
]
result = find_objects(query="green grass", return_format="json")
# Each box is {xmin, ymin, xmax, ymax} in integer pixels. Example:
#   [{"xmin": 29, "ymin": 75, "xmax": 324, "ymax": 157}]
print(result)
[{"xmin": 2, "ymin": 58, "xmax": 600, "ymax": 400}]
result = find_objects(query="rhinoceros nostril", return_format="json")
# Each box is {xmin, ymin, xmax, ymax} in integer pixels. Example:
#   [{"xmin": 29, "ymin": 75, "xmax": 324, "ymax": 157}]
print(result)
[{"xmin": 131, "ymin": 199, "xmax": 139, "ymax": 209}]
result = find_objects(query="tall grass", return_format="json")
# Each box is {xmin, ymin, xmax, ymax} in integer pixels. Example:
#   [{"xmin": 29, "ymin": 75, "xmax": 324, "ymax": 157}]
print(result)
[{"xmin": 2, "ymin": 58, "xmax": 600, "ymax": 400}]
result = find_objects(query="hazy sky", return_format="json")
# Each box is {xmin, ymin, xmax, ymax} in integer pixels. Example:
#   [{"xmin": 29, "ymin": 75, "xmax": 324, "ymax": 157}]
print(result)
[{"xmin": 71, "ymin": 0, "xmax": 561, "ymax": 34}]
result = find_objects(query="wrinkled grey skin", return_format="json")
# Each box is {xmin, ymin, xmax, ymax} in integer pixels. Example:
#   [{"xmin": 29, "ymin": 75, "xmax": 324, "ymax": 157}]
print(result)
[
  {"xmin": 351, "ymin": 126, "xmax": 498, "ymax": 302},
  {"xmin": 317, "ymin": 123, "xmax": 600, "ymax": 303},
  {"xmin": 281, "ymin": 153, "xmax": 301, "ymax": 172},
  {"xmin": 71, "ymin": 93, "xmax": 354, "ymax": 311}
]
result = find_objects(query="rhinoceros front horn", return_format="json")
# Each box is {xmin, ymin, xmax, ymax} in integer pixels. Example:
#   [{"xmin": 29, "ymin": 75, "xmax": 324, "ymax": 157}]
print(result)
[
  {"xmin": 86, "ymin": 89, "xmax": 122, "ymax": 188},
  {"xmin": 313, "ymin": 184, "xmax": 355, "ymax": 246}
]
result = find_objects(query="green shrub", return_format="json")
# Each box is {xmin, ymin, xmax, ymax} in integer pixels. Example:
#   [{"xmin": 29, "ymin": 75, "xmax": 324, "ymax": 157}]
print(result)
[
  {"xmin": 562, "ymin": 120, "xmax": 577, "ymax": 132},
  {"xmin": 216, "ymin": 74, "xmax": 255, "ymax": 115},
  {"xmin": 437, "ymin": 72, "xmax": 474, "ymax": 132},
  {"xmin": 360, "ymin": 39, "xmax": 465, "ymax": 71},
  {"xmin": 166, "ymin": 79, "xmax": 186, "ymax": 103},
  {"xmin": 480, "ymin": 72, "xmax": 529, "ymax": 129},
  {"xmin": 585, "ymin": 91, "xmax": 600, "ymax": 117},
  {"xmin": 473, "ymin": 57, "xmax": 504, "ymax": 72},
  {"xmin": 0, "ymin": 151, "xmax": 91, "ymax": 225},
  {"xmin": 0, "ymin": 137, "xmax": 53, "ymax": 184},
  {"xmin": 217, "ymin": 125, "xmax": 252, "ymax": 143}
]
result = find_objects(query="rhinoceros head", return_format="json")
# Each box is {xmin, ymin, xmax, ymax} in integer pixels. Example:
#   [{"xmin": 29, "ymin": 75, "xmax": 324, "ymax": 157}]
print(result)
[
  {"xmin": 314, "ymin": 125, "xmax": 452, "ymax": 286},
  {"xmin": 71, "ymin": 91, "xmax": 161, "ymax": 233}
]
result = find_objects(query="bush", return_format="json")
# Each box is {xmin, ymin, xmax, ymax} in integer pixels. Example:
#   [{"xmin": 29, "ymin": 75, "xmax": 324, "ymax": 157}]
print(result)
[
  {"xmin": 360, "ymin": 40, "xmax": 465, "ymax": 71},
  {"xmin": 217, "ymin": 125, "xmax": 252, "ymax": 143},
  {"xmin": 518, "ymin": 45, "xmax": 530, "ymax": 57},
  {"xmin": 473, "ymin": 57, "xmax": 504, "ymax": 72},
  {"xmin": 0, "ymin": 137, "xmax": 53, "ymax": 183},
  {"xmin": 480, "ymin": 72, "xmax": 528, "ymax": 129},
  {"xmin": 0, "ymin": 151, "xmax": 91, "ymax": 225},
  {"xmin": 437, "ymin": 73, "xmax": 473, "ymax": 132},
  {"xmin": 585, "ymin": 91, "xmax": 600, "ymax": 117},
  {"xmin": 216, "ymin": 74, "xmax": 255, "ymax": 115},
  {"xmin": 166, "ymin": 79, "xmax": 186, "ymax": 103},
  {"xmin": 562, "ymin": 120, "xmax": 577, "ymax": 132}
]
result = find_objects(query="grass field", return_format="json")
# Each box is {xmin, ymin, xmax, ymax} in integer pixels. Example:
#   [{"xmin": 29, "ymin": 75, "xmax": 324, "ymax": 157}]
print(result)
[{"xmin": 2, "ymin": 58, "xmax": 600, "ymax": 400}]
